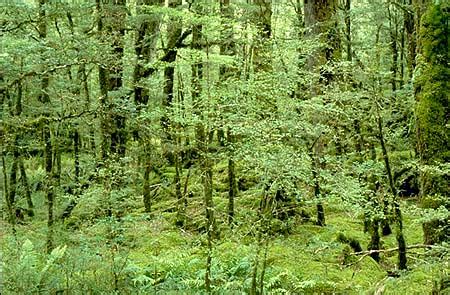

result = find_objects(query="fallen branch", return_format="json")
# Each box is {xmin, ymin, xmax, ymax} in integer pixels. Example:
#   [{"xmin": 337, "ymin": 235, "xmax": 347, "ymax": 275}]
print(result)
[
  {"xmin": 350, "ymin": 244, "xmax": 443, "ymax": 256},
  {"xmin": 345, "ymin": 244, "xmax": 446, "ymax": 267}
]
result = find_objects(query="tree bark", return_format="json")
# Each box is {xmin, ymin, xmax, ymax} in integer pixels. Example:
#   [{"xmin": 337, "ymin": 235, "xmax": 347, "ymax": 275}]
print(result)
[
  {"xmin": 227, "ymin": 129, "xmax": 237, "ymax": 225},
  {"xmin": 220, "ymin": 0, "xmax": 238, "ymax": 226},
  {"xmin": 97, "ymin": 0, "xmax": 127, "ymax": 159},
  {"xmin": 161, "ymin": 0, "xmax": 182, "ymax": 145},
  {"xmin": 414, "ymin": 3, "xmax": 448, "ymax": 245},
  {"xmin": 388, "ymin": 4, "xmax": 398, "ymax": 93},
  {"xmin": 253, "ymin": 0, "xmax": 272, "ymax": 72},
  {"xmin": 8, "ymin": 147, "xmax": 19, "ymax": 226},
  {"xmin": 376, "ymin": 109, "xmax": 407, "ymax": 270},
  {"xmin": 19, "ymin": 159, "xmax": 34, "ymax": 217},
  {"xmin": 304, "ymin": 0, "xmax": 340, "ymax": 84},
  {"xmin": 38, "ymin": 0, "xmax": 55, "ymax": 254},
  {"xmin": 142, "ymin": 157, "xmax": 152, "ymax": 213},
  {"xmin": 345, "ymin": 0, "xmax": 352, "ymax": 62}
]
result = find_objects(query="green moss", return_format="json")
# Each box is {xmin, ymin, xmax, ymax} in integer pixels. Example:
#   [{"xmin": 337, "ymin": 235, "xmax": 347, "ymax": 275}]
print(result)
[{"xmin": 415, "ymin": 4, "xmax": 449, "ymax": 199}]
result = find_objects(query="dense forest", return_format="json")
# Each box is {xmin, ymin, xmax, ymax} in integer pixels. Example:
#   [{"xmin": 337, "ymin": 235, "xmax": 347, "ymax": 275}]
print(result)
[{"xmin": 0, "ymin": 0, "xmax": 448, "ymax": 293}]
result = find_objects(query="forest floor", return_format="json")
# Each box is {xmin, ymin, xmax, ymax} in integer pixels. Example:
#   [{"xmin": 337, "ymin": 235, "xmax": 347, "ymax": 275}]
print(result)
[
  {"xmin": 1, "ymin": 157, "xmax": 448, "ymax": 294},
  {"xmin": 2, "ymin": 190, "xmax": 448, "ymax": 294}
]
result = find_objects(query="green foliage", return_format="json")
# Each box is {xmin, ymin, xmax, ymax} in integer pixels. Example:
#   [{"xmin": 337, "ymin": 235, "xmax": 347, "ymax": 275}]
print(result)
[
  {"xmin": 1, "ymin": 0, "xmax": 448, "ymax": 293},
  {"xmin": 2, "ymin": 239, "xmax": 67, "ymax": 293}
]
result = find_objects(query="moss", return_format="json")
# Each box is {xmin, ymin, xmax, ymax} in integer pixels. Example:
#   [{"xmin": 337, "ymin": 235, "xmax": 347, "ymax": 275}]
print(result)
[{"xmin": 415, "ymin": 4, "xmax": 449, "ymax": 200}]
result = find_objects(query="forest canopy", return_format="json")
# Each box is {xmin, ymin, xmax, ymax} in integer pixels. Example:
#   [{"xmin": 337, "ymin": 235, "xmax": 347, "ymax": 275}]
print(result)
[{"xmin": 0, "ymin": 0, "xmax": 449, "ymax": 293}]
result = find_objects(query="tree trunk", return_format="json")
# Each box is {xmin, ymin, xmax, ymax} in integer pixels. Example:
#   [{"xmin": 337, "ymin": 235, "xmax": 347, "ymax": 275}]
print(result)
[
  {"xmin": 2, "ymin": 153, "xmax": 12, "ymax": 227},
  {"xmin": 304, "ymin": 0, "xmax": 340, "ymax": 226},
  {"xmin": 134, "ymin": 0, "xmax": 162, "ymax": 108},
  {"xmin": 142, "ymin": 157, "xmax": 152, "ymax": 213},
  {"xmin": 405, "ymin": 0, "xmax": 415, "ymax": 80},
  {"xmin": 309, "ymin": 143, "xmax": 325, "ymax": 226},
  {"xmin": 13, "ymin": 74, "xmax": 34, "ymax": 217},
  {"xmin": 345, "ymin": 0, "xmax": 352, "ymax": 62},
  {"xmin": 414, "ymin": 3, "xmax": 448, "ymax": 245},
  {"xmin": 175, "ymin": 143, "xmax": 185, "ymax": 226},
  {"xmin": 227, "ymin": 129, "xmax": 237, "ymax": 226},
  {"xmin": 8, "ymin": 147, "xmax": 19, "ymax": 226},
  {"xmin": 304, "ymin": 0, "xmax": 340, "ymax": 84},
  {"xmin": 220, "ymin": 0, "xmax": 238, "ymax": 226},
  {"xmin": 97, "ymin": 0, "xmax": 126, "ymax": 159},
  {"xmin": 19, "ymin": 159, "xmax": 34, "ymax": 217},
  {"xmin": 376, "ymin": 111, "xmax": 407, "ymax": 270},
  {"xmin": 38, "ymin": 0, "xmax": 54, "ymax": 254},
  {"xmin": 252, "ymin": 0, "xmax": 272, "ymax": 72},
  {"xmin": 388, "ymin": 4, "xmax": 398, "ymax": 93},
  {"xmin": 161, "ymin": 0, "xmax": 182, "ymax": 146},
  {"xmin": 368, "ymin": 219, "xmax": 380, "ymax": 262}
]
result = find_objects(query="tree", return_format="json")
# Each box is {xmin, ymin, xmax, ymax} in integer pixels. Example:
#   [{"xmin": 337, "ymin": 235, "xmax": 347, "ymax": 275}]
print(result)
[
  {"xmin": 304, "ymin": 0, "xmax": 340, "ymax": 226},
  {"xmin": 97, "ymin": 0, "xmax": 127, "ymax": 160},
  {"xmin": 415, "ymin": 2, "xmax": 449, "ymax": 244}
]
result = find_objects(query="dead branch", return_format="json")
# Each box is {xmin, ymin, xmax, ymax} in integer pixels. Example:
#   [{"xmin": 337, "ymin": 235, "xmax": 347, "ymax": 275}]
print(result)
[{"xmin": 350, "ymin": 244, "xmax": 443, "ymax": 256}]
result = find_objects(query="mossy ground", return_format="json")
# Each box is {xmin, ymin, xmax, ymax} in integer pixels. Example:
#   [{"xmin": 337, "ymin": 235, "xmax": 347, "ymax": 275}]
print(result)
[{"xmin": 1, "ymin": 157, "xmax": 448, "ymax": 294}]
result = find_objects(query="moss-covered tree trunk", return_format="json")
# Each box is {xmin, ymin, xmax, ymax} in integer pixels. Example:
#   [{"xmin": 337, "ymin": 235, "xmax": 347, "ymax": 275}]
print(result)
[
  {"xmin": 220, "ymin": 0, "xmax": 238, "ymax": 226},
  {"xmin": 38, "ymin": 0, "xmax": 55, "ymax": 254},
  {"xmin": 415, "ymin": 3, "xmax": 449, "ymax": 245},
  {"xmin": 133, "ymin": 0, "xmax": 163, "ymax": 212},
  {"xmin": 304, "ymin": 0, "xmax": 340, "ymax": 227},
  {"xmin": 161, "ymin": 0, "xmax": 182, "ymax": 147},
  {"xmin": 97, "ymin": 0, "xmax": 126, "ymax": 160}
]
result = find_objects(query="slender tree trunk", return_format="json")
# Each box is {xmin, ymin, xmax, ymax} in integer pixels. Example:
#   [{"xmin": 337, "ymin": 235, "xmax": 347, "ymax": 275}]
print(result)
[
  {"xmin": 376, "ymin": 110, "xmax": 407, "ymax": 270},
  {"xmin": 2, "ymin": 153, "xmax": 13, "ymax": 227},
  {"xmin": 142, "ymin": 156, "xmax": 152, "ymax": 213},
  {"xmin": 44, "ymin": 124, "xmax": 54, "ymax": 253},
  {"xmin": 294, "ymin": 0, "xmax": 305, "ymax": 98},
  {"xmin": 220, "ymin": 0, "xmax": 238, "ymax": 226},
  {"xmin": 190, "ymin": 5, "xmax": 215, "ymax": 290},
  {"xmin": 8, "ymin": 147, "xmax": 19, "ymax": 225},
  {"xmin": 227, "ymin": 129, "xmax": 237, "ymax": 225},
  {"xmin": 405, "ymin": 0, "xmax": 416, "ymax": 80},
  {"xmin": 79, "ymin": 65, "xmax": 95, "ymax": 152},
  {"xmin": 108, "ymin": 10, "xmax": 126, "ymax": 157},
  {"xmin": 399, "ymin": 23, "xmax": 405, "ymax": 87},
  {"xmin": 38, "ymin": 0, "xmax": 54, "ymax": 253},
  {"xmin": 250, "ymin": 235, "xmax": 262, "ymax": 295},
  {"xmin": 175, "ymin": 141, "xmax": 185, "ymax": 226},
  {"xmin": 259, "ymin": 239, "xmax": 269, "ymax": 294},
  {"xmin": 309, "ymin": 141, "xmax": 325, "ymax": 226},
  {"xmin": 19, "ymin": 159, "xmax": 34, "ymax": 217},
  {"xmin": 13, "ymin": 74, "xmax": 34, "ymax": 217},
  {"xmin": 97, "ymin": 0, "xmax": 109, "ymax": 162},
  {"xmin": 312, "ymin": 154, "xmax": 325, "ymax": 226},
  {"xmin": 345, "ymin": 0, "xmax": 352, "ymax": 62},
  {"xmin": 53, "ymin": 132, "xmax": 61, "ymax": 186},
  {"xmin": 134, "ymin": 0, "xmax": 162, "ymax": 107},
  {"xmin": 161, "ymin": 0, "xmax": 182, "ymax": 147},
  {"xmin": 388, "ymin": 4, "xmax": 398, "ymax": 93},
  {"xmin": 203, "ymin": 155, "xmax": 214, "ymax": 293},
  {"xmin": 60, "ymin": 128, "xmax": 80, "ymax": 220}
]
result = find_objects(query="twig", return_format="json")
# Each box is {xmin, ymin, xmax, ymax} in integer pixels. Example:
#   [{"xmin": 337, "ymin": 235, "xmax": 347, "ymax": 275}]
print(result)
[
  {"xmin": 345, "ymin": 244, "xmax": 444, "ymax": 267},
  {"xmin": 350, "ymin": 244, "xmax": 441, "ymax": 256}
]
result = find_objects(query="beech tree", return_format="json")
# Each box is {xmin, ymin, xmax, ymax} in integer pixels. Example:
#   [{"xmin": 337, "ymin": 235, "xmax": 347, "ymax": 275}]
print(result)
[{"xmin": 1, "ymin": 0, "xmax": 448, "ymax": 293}]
